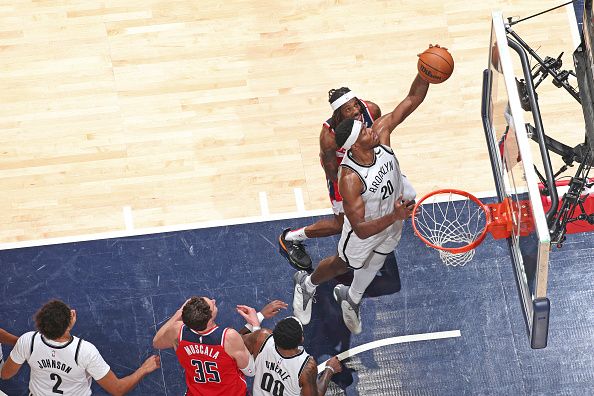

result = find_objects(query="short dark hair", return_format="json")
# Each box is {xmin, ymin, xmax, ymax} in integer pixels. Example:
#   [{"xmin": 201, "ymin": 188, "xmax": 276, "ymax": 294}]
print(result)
[
  {"xmin": 35, "ymin": 300, "xmax": 72, "ymax": 340},
  {"xmin": 334, "ymin": 118, "xmax": 357, "ymax": 148},
  {"xmin": 273, "ymin": 317, "xmax": 303, "ymax": 349},
  {"xmin": 182, "ymin": 297, "xmax": 212, "ymax": 331}
]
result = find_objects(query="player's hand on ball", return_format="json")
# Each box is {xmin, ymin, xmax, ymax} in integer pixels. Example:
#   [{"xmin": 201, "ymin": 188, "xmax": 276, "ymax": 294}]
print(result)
[{"xmin": 260, "ymin": 300, "xmax": 288, "ymax": 319}]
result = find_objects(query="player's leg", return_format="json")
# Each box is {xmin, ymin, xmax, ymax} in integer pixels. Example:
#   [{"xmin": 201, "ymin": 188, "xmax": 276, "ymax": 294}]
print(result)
[
  {"xmin": 279, "ymin": 182, "xmax": 344, "ymax": 269},
  {"xmin": 334, "ymin": 222, "xmax": 404, "ymax": 334},
  {"xmin": 292, "ymin": 254, "xmax": 349, "ymax": 325}
]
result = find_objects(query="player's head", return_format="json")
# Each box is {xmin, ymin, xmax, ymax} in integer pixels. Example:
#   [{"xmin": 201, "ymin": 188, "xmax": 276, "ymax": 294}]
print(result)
[
  {"xmin": 335, "ymin": 118, "xmax": 372, "ymax": 151},
  {"xmin": 328, "ymin": 87, "xmax": 363, "ymax": 128},
  {"xmin": 182, "ymin": 297, "xmax": 217, "ymax": 331},
  {"xmin": 272, "ymin": 316, "xmax": 304, "ymax": 349},
  {"xmin": 35, "ymin": 300, "xmax": 75, "ymax": 340}
]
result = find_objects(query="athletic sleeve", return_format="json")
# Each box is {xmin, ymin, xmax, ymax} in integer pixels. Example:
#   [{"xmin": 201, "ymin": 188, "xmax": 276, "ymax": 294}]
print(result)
[
  {"xmin": 77, "ymin": 340, "xmax": 111, "ymax": 381},
  {"xmin": 9, "ymin": 331, "xmax": 35, "ymax": 365}
]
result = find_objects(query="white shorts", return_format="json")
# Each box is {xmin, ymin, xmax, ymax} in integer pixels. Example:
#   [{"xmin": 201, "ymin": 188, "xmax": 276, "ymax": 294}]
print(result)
[{"xmin": 338, "ymin": 221, "xmax": 403, "ymax": 269}]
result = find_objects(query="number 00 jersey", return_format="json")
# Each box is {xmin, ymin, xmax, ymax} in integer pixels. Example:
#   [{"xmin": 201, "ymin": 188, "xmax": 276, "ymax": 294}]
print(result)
[
  {"xmin": 175, "ymin": 325, "xmax": 247, "ymax": 396},
  {"xmin": 253, "ymin": 334, "xmax": 310, "ymax": 396}
]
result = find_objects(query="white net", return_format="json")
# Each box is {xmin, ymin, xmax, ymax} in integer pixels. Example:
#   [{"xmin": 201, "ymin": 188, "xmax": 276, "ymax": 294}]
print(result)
[{"xmin": 414, "ymin": 192, "xmax": 488, "ymax": 266}]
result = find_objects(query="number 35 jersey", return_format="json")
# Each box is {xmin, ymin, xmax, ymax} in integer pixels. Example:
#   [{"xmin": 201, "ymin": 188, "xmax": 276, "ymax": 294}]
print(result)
[
  {"xmin": 176, "ymin": 325, "xmax": 247, "ymax": 396},
  {"xmin": 253, "ymin": 334, "xmax": 310, "ymax": 396}
]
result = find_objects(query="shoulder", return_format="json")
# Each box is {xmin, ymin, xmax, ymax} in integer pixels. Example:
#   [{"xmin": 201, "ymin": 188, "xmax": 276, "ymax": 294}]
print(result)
[
  {"xmin": 320, "ymin": 124, "xmax": 337, "ymax": 150},
  {"xmin": 16, "ymin": 331, "xmax": 36, "ymax": 345},
  {"xmin": 299, "ymin": 355, "xmax": 318, "ymax": 383},
  {"xmin": 75, "ymin": 338, "xmax": 105, "ymax": 363},
  {"xmin": 223, "ymin": 328, "xmax": 243, "ymax": 348},
  {"xmin": 363, "ymin": 100, "xmax": 381, "ymax": 119}
]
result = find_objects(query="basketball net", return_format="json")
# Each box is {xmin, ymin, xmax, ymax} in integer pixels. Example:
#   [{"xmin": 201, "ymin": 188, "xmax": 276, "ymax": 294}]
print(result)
[{"xmin": 412, "ymin": 189, "xmax": 532, "ymax": 267}]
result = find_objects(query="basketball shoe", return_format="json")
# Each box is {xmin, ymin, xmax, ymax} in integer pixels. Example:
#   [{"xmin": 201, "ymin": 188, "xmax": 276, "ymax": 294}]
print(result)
[
  {"xmin": 292, "ymin": 270, "xmax": 315, "ymax": 325},
  {"xmin": 279, "ymin": 229, "xmax": 312, "ymax": 271},
  {"xmin": 333, "ymin": 284, "xmax": 362, "ymax": 334}
]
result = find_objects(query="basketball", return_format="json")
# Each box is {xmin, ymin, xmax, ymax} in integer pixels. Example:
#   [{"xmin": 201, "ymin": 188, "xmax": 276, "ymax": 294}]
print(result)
[{"xmin": 417, "ymin": 45, "xmax": 454, "ymax": 84}]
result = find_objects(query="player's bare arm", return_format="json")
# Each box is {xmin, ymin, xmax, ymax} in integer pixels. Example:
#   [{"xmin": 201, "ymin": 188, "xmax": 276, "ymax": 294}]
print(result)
[
  {"xmin": 320, "ymin": 125, "xmax": 339, "ymax": 182},
  {"xmin": 96, "ymin": 355, "xmax": 161, "ymax": 396},
  {"xmin": 224, "ymin": 328, "xmax": 254, "ymax": 375},
  {"xmin": 376, "ymin": 73, "xmax": 430, "ymax": 146},
  {"xmin": 340, "ymin": 170, "xmax": 412, "ymax": 239},
  {"xmin": 299, "ymin": 355, "xmax": 342, "ymax": 396},
  {"xmin": 153, "ymin": 301, "xmax": 186, "ymax": 350},
  {"xmin": 0, "ymin": 328, "xmax": 18, "ymax": 346},
  {"xmin": 1, "ymin": 356, "xmax": 21, "ymax": 379},
  {"xmin": 241, "ymin": 328, "xmax": 271, "ymax": 357},
  {"xmin": 299, "ymin": 357, "xmax": 321, "ymax": 396}
]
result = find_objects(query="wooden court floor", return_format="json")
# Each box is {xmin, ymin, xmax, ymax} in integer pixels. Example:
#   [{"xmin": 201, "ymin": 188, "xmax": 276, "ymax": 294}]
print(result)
[{"xmin": 0, "ymin": 1, "xmax": 585, "ymax": 244}]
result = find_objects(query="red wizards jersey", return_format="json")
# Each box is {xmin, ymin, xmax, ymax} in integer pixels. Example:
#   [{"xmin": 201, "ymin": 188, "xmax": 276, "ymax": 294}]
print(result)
[
  {"xmin": 323, "ymin": 99, "xmax": 376, "ymax": 204},
  {"xmin": 176, "ymin": 325, "xmax": 247, "ymax": 396}
]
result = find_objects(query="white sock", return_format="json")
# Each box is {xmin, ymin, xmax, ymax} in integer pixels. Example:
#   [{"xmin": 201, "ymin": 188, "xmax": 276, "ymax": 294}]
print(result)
[
  {"xmin": 304, "ymin": 275, "xmax": 317, "ymax": 292},
  {"xmin": 348, "ymin": 252, "xmax": 387, "ymax": 304},
  {"xmin": 285, "ymin": 227, "xmax": 308, "ymax": 242}
]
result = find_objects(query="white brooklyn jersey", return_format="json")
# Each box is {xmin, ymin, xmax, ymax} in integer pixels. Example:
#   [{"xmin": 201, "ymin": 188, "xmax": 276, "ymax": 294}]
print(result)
[
  {"xmin": 253, "ymin": 335, "xmax": 310, "ymax": 396},
  {"xmin": 340, "ymin": 144, "xmax": 403, "ymax": 228},
  {"xmin": 26, "ymin": 332, "xmax": 95, "ymax": 396}
]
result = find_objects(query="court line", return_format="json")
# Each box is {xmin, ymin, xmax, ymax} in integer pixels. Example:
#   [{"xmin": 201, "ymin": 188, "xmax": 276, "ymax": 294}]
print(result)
[
  {"xmin": 259, "ymin": 191, "xmax": 270, "ymax": 216},
  {"xmin": 123, "ymin": 206, "xmax": 134, "ymax": 230},
  {"xmin": 294, "ymin": 188, "xmax": 306, "ymax": 213},
  {"xmin": 316, "ymin": 330, "xmax": 462, "ymax": 374},
  {"xmin": 0, "ymin": 189, "xmax": 499, "ymax": 251},
  {"xmin": 566, "ymin": 2, "xmax": 581, "ymax": 49}
]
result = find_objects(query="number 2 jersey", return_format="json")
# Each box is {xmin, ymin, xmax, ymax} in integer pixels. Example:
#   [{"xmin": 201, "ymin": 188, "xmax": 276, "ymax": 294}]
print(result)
[
  {"xmin": 9, "ymin": 331, "xmax": 110, "ymax": 396},
  {"xmin": 252, "ymin": 334, "xmax": 310, "ymax": 396},
  {"xmin": 176, "ymin": 324, "xmax": 247, "ymax": 396}
]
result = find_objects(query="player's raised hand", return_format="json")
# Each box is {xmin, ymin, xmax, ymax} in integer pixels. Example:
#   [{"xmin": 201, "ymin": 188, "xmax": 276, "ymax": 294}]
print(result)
[
  {"xmin": 260, "ymin": 300, "xmax": 288, "ymax": 319},
  {"xmin": 236, "ymin": 305, "xmax": 260, "ymax": 327}
]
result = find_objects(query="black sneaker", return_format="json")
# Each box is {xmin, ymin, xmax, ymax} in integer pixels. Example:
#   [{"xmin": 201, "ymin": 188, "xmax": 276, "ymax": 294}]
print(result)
[{"xmin": 278, "ymin": 228, "xmax": 313, "ymax": 271}]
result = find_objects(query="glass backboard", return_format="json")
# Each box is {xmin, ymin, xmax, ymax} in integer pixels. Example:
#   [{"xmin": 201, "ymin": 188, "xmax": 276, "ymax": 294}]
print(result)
[{"xmin": 481, "ymin": 12, "xmax": 551, "ymax": 349}]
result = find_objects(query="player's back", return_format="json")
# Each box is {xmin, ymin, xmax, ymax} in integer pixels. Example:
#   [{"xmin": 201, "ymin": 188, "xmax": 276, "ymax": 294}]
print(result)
[
  {"xmin": 253, "ymin": 335, "xmax": 310, "ymax": 396},
  {"xmin": 26, "ymin": 331, "xmax": 95, "ymax": 396},
  {"xmin": 176, "ymin": 325, "xmax": 247, "ymax": 396}
]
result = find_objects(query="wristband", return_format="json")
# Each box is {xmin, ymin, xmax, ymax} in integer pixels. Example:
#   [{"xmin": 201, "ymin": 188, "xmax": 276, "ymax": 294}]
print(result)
[
  {"xmin": 324, "ymin": 365, "xmax": 335, "ymax": 374},
  {"xmin": 244, "ymin": 312, "xmax": 265, "ymax": 332}
]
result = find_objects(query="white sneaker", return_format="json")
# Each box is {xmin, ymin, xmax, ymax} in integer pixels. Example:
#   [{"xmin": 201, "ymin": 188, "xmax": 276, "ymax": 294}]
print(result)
[
  {"xmin": 333, "ymin": 284, "xmax": 362, "ymax": 334},
  {"xmin": 292, "ymin": 271, "xmax": 315, "ymax": 325}
]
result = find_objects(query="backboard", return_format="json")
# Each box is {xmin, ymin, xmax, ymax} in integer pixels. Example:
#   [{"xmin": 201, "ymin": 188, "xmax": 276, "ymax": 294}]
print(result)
[
  {"xmin": 574, "ymin": 0, "xmax": 594, "ymax": 157},
  {"xmin": 481, "ymin": 12, "xmax": 551, "ymax": 349}
]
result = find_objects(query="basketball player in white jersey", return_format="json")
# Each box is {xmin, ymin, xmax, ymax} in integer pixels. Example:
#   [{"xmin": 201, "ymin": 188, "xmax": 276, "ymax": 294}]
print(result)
[
  {"xmin": 238, "ymin": 311, "xmax": 342, "ymax": 396},
  {"xmin": 1, "ymin": 299, "xmax": 160, "ymax": 396},
  {"xmin": 292, "ymin": 71, "xmax": 432, "ymax": 334},
  {"xmin": 0, "ymin": 327, "xmax": 18, "ymax": 372}
]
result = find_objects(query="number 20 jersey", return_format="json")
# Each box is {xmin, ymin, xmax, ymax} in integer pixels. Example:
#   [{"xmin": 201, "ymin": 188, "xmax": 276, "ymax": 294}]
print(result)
[{"xmin": 176, "ymin": 325, "xmax": 247, "ymax": 396}]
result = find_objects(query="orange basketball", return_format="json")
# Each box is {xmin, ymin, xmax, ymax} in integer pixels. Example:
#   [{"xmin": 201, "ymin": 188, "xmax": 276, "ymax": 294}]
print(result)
[{"xmin": 417, "ymin": 46, "xmax": 454, "ymax": 84}]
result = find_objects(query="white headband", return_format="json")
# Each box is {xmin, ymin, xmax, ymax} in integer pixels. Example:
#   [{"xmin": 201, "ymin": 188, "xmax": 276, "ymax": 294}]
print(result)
[
  {"xmin": 341, "ymin": 120, "xmax": 363, "ymax": 150},
  {"xmin": 330, "ymin": 91, "xmax": 357, "ymax": 111}
]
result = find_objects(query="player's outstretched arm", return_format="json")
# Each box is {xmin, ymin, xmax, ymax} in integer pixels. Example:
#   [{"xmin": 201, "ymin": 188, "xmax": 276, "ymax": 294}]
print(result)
[
  {"xmin": 153, "ymin": 299, "xmax": 188, "ymax": 350},
  {"xmin": 376, "ymin": 73, "xmax": 429, "ymax": 146},
  {"xmin": 96, "ymin": 355, "xmax": 161, "ymax": 396},
  {"xmin": 224, "ymin": 328, "xmax": 256, "ymax": 377}
]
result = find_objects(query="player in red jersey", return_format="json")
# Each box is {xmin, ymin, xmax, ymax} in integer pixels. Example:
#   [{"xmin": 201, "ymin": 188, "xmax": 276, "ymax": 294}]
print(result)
[{"xmin": 153, "ymin": 297, "xmax": 286, "ymax": 396}]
